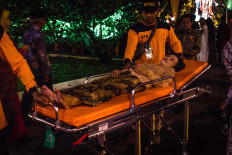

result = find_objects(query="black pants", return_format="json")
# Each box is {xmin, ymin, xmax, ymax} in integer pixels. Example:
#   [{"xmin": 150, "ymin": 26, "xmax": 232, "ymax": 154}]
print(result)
[
  {"xmin": 21, "ymin": 75, "xmax": 53, "ymax": 123},
  {"xmin": 0, "ymin": 127, "xmax": 9, "ymax": 155}
]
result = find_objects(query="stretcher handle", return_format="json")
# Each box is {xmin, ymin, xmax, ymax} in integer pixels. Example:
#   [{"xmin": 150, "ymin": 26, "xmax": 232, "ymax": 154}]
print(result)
[
  {"xmin": 85, "ymin": 73, "xmax": 111, "ymax": 84},
  {"xmin": 179, "ymin": 64, "xmax": 211, "ymax": 92},
  {"xmin": 30, "ymin": 101, "xmax": 89, "ymax": 133},
  {"xmin": 32, "ymin": 101, "xmax": 60, "ymax": 127},
  {"xmin": 130, "ymin": 76, "xmax": 176, "ymax": 111}
]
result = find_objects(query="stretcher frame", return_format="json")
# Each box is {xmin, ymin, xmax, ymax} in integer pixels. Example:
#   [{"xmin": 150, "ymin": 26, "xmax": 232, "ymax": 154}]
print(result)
[{"xmin": 29, "ymin": 63, "xmax": 211, "ymax": 155}]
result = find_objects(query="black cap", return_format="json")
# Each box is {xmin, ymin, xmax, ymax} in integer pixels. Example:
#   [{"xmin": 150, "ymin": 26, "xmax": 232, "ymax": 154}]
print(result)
[
  {"xmin": 30, "ymin": 10, "xmax": 47, "ymax": 19},
  {"xmin": 142, "ymin": 1, "xmax": 159, "ymax": 13}
]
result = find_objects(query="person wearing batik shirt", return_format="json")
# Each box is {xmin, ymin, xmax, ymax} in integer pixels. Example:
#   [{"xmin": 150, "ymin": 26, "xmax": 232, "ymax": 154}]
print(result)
[
  {"xmin": 176, "ymin": 14, "xmax": 201, "ymax": 60},
  {"xmin": 20, "ymin": 10, "xmax": 53, "ymax": 124}
]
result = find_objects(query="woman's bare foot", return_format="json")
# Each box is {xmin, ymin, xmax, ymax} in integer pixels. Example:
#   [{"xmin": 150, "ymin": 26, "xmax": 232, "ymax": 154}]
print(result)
[{"xmin": 41, "ymin": 85, "xmax": 63, "ymax": 103}]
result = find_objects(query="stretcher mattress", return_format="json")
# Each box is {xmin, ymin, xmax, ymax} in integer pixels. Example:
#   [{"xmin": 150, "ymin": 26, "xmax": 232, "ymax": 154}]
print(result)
[{"xmin": 36, "ymin": 60, "xmax": 208, "ymax": 128}]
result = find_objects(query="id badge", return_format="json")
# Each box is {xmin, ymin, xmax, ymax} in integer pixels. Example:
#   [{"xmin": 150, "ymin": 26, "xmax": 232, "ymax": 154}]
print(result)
[{"xmin": 145, "ymin": 45, "xmax": 153, "ymax": 60}]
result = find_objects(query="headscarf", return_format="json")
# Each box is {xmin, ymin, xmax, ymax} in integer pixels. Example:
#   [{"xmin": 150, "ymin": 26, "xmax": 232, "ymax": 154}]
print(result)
[{"xmin": 0, "ymin": 10, "xmax": 10, "ymax": 32}]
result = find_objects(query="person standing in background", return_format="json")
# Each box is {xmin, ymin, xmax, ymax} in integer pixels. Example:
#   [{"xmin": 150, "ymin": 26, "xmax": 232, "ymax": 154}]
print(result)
[
  {"xmin": 176, "ymin": 14, "xmax": 201, "ymax": 60},
  {"xmin": 197, "ymin": 18, "xmax": 209, "ymax": 62},
  {"xmin": 20, "ymin": 10, "xmax": 53, "ymax": 124}
]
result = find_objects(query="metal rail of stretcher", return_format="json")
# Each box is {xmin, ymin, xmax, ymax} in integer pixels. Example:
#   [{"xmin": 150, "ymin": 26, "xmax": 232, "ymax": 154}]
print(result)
[{"xmin": 29, "ymin": 64, "xmax": 211, "ymax": 155}]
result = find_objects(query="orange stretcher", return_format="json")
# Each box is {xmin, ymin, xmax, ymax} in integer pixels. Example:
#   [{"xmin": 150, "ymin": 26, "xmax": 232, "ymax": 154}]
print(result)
[{"xmin": 29, "ymin": 60, "xmax": 211, "ymax": 155}]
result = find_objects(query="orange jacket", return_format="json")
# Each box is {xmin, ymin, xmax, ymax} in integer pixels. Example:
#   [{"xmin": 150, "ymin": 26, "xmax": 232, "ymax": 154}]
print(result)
[
  {"xmin": 124, "ymin": 21, "xmax": 182, "ymax": 64},
  {"xmin": 0, "ymin": 31, "xmax": 37, "ymax": 129}
]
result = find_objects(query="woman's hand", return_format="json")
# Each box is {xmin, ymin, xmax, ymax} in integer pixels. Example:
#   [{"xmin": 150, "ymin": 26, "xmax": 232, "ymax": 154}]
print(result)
[
  {"xmin": 111, "ymin": 70, "xmax": 121, "ymax": 76},
  {"xmin": 133, "ymin": 64, "xmax": 149, "ymax": 76}
]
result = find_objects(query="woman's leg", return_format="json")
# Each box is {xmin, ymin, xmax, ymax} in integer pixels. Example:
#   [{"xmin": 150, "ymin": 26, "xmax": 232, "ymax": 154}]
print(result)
[{"xmin": 57, "ymin": 90, "xmax": 83, "ymax": 109}]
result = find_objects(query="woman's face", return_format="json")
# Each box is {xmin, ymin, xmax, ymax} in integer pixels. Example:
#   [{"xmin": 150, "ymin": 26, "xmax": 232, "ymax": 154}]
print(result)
[{"xmin": 160, "ymin": 55, "xmax": 178, "ymax": 68}]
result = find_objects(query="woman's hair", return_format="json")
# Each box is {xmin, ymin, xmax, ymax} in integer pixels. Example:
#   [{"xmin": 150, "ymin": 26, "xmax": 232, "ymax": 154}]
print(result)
[{"xmin": 172, "ymin": 53, "xmax": 185, "ymax": 72}]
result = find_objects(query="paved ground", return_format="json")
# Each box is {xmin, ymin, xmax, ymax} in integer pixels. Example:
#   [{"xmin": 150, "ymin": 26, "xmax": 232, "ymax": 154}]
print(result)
[{"xmin": 9, "ymin": 63, "xmax": 229, "ymax": 155}]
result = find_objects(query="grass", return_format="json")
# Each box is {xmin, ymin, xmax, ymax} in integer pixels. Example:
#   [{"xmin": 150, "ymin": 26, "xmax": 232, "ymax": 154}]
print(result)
[{"xmin": 18, "ymin": 56, "xmax": 123, "ymax": 92}]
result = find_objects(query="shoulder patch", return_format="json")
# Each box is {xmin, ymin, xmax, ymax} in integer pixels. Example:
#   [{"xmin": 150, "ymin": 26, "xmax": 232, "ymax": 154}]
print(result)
[{"xmin": 0, "ymin": 26, "xmax": 4, "ymax": 41}]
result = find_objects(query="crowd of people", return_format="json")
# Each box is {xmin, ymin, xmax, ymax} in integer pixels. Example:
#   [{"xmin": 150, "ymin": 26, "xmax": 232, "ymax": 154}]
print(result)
[
  {"xmin": 173, "ymin": 13, "xmax": 231, "ymax": 66},
  {"xmin": 0, "ymin": 0, "xmax": 232, "ymax": 154}
]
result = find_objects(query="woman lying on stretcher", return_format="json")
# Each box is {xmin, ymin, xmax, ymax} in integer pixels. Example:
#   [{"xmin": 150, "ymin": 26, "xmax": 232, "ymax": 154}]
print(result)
[{"xmin": 41, "ymin": 53, "xmax": 185, "ymax": 109}]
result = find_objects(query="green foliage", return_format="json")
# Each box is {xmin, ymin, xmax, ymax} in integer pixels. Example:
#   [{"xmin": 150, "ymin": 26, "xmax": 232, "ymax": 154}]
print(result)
[
  {"xmin": 2, "ymin": 0, "xmax": 195, "ymax": 52},
  {"xmin": 51, "ymin": 57, "xmax": 123, "ymax": 83},
  {"xmin": 2, "ymin": 0, "xmax": 142, "ymax": 50}
]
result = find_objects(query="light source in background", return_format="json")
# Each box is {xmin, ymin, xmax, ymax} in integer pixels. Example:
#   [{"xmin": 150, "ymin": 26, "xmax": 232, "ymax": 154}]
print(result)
[
  {"xmin": 195, "ymin": 0, "xmax": 214, "ymax": 21},
  {"xmin": 171, "ymin": 17, "xmax": 175, "ymax": 21},
  {"xmin": 227, "ymin": 0, "xmax": 232, "ymax": 10}
]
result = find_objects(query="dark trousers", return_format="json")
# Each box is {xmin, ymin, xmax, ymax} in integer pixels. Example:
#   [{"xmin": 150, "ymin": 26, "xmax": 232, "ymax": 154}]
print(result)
[
  {"xmin": 0, "ymin": 127, "xmax": 9, "ymax": 155},
  {"xmin": 21, "ymin": 75, "xmax": 53, "ymax": 122}
]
